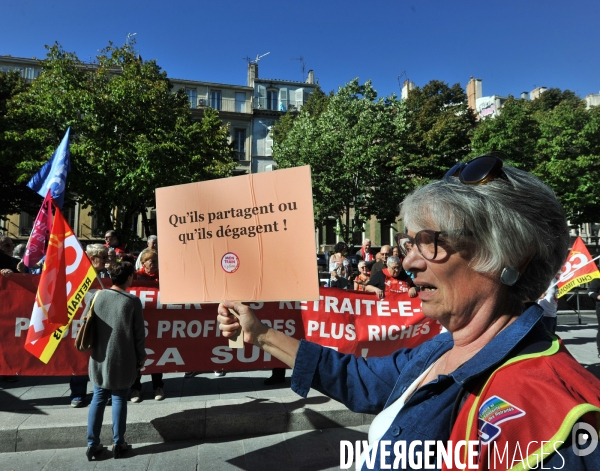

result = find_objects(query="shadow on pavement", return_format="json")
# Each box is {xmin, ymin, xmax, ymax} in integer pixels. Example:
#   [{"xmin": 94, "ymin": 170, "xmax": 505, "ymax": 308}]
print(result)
[
  {"xmin": 143, "ymin": 395, "xmax": 363, "ymax": 470},
  {"xmin": 585, "ymin": 363, "xmax": 600, "ymax": 380},
  {"xmin": 128, "ymin": 440, "xmax": 200, "ymax": 457},
  {"xmin": 560, "ymin": 336, "xmax": 598, "ymax": 346},
  {"xmin": 226, "ymin": 426, "xmax": 368, "ymax": 470}
]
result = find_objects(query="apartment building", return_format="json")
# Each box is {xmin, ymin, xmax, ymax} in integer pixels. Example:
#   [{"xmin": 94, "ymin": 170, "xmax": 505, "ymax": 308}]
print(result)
[{"xmin": 0, "ymin": 54, "xmax": 317, "ymax": 243}]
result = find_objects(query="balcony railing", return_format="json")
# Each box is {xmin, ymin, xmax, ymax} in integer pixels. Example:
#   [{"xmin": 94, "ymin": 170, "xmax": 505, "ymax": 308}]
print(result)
[
  {"xmin": 253, "ymin": 99, "xmax": 305, "ymax": 111},
  {"xmin": 196, "ymin": 97, "xmax": 252, "ymax": 114}
]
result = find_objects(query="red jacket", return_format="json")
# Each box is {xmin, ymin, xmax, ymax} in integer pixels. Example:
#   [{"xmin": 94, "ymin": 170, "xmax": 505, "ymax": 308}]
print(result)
[
  {"xmin": 136, "ymin": 267, "xmax": 158, "ymax": 282},
  {"xmin": 382, "ymin": 268, "xmax": 410, "ymax": 293},
  {"xmin": 104, "ymin": 243, "xmax": 126, "ymax": 255},
  {"xmin": 444, "ymin": 338, "xmax": 600, "ymax": 470}
]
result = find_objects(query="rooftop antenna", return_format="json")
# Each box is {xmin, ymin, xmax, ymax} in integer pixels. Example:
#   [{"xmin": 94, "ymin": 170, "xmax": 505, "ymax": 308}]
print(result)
[
  {"xmin": 126, "ymin": 32, "xmax": 137, "ymax": 45},
  {"xmin": 243, "ymin": 56, "xmax": 252, "ymax": 64},
  {"xmin": 397, "ymin": 71, "xmax": 407, "ymax": 93},
  {"xmin": 254, "ymin": 52, "xmax": 270, "ymax": 64},
  {"xmin": 291, "ymin": 56, "xmax": 306, "ymax": 81}
]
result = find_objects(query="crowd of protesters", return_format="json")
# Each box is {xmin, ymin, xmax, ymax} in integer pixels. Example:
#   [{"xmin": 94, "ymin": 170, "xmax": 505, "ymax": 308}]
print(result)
[{"xmin": 325, "ymin": 239, "xmax": 418, "ymax": 298}]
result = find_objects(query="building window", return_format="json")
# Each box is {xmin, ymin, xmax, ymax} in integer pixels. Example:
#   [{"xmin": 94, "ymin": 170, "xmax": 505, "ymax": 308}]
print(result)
[
  {"xmin": 234, "ymin": 129, "xmax": 246, "ymax": 160},
  {"xmin": 325, "ymin": 219, "xmax": 337, "ymax": 245},
  {"xmin": 235, "ymin": 92, "xmax": 246, "ymax": 113},
  {"xmin": 380, "ymin": 223, "xmax": 392, "ymax": 246},
  {"xmin": 63, "ymin": 206, "xmax": 76, "ymax": 234},
  {"xmin": 19, "ymin": 212, "xmax": 35, "ymax": 236},
  {"xmin": 90, "ymin": 213, "xmax": 105, "ymax": 238},
  {"xmin": 186, "ymin": 88, "xmax": 197, "ymax": 109},
  {"xmin": 267, "ymin": 90, "xmax": 278, "ymax": 110},
  {"xmin": 210, "ymin": 91, "xmax": 222, "ymax": 110}
]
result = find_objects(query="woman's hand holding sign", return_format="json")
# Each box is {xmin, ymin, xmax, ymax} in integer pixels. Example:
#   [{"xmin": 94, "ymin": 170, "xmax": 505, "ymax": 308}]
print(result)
[{"xmin": 217, "ymin": 301, "xmax": 300, "ymax": 368}]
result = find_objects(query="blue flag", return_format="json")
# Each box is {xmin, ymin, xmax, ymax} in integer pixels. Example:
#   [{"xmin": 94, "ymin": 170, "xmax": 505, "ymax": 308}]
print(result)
[{"xmin": 27, "ymin": 127, "xmax": 71, "ymax": 208}]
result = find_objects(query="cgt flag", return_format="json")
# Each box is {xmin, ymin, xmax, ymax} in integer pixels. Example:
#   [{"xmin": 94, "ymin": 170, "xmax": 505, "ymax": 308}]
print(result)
[
  {"xmin": 26, "ymin": 127, "xmax": 71, "ymax": 209},
  {"xmin": 23, "ymin": 190, "xmax": 53, "ymax": 268},
  {"xmin": 24, "ymin": 201, "xmax": 97, "ymax": 364},
  {"xmin": 557, "ymin": 236, "xmax": 600, "ymax": 298}
]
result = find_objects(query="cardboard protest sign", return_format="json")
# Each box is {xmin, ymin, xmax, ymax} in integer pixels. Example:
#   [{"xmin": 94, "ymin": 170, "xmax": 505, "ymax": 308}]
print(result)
[{"xmin": 156, "ymin": 166, "xmax": 319, "ymax": 304}]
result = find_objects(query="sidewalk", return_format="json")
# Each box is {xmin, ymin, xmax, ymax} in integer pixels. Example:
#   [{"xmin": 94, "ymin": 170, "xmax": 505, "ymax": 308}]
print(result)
[
  {"xmin": 0, "ymin": 368, "xmax": 373, "ymax": 453},
  {"xmin": 1, "ymin": 316, "xmax": 598, "ymax": 453}
]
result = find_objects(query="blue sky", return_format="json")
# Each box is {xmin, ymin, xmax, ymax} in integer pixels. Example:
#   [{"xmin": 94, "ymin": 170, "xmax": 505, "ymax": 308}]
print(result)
[{"xmin": 2, "ymin": 0, "xmax": 599, "ymax": 99}]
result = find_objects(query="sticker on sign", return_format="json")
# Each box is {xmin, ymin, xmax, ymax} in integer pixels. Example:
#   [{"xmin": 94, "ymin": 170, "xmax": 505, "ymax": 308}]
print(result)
[{"xmin": 221, "ymin": 252, "xmax": 240, "ymax": 273}]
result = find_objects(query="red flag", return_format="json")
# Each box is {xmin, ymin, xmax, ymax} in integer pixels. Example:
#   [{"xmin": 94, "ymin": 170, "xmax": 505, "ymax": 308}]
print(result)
[
  {"xmin": 24, "ymin": 202, "xmax": 97, "ymax": 363},
  {"xmin": 557, "ymin": 236, "xmax": 600, "ymax": 298},
  {"xmin": 23, "ymin": 190, "xmax": 53, "ymax": 268}
]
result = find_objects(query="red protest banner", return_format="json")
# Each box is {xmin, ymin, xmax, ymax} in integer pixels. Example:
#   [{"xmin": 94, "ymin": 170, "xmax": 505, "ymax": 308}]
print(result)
[{"xmin": 1, "ymin": 276, "xmax": 440, "ymax": 376}]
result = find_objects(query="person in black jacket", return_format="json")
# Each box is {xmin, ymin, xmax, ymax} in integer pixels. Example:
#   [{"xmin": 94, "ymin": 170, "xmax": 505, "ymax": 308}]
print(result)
[
  {"xmin": 0, "ymin": 237, "xmax": 25, "ymax": 277},
  {"xmin": 588, "ymin": 276, "xmax": 600, "ymax": 357}
]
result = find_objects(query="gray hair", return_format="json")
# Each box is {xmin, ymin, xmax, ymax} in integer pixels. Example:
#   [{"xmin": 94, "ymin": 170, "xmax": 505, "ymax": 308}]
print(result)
[
  {"xmin": 400, "ymin": 166, "xmax": 569, "ymax": 308},
  {"xmin": 387, "ymin": 255, "xmax": 401, "ymax": 267},
  {"xmin": 86, "ymin": 243, "xmax": 108, "ymax": 258},
  {"xmin": 148, "ymin": 235, "xmax": 157, "ymax": 242},
  {"xmin": 13, "ymin": 243, "xmax": 27, "ymax": 258},
  {"xmin": 362, "ymin": 239, "xmax": 371, "ymax": 245}
]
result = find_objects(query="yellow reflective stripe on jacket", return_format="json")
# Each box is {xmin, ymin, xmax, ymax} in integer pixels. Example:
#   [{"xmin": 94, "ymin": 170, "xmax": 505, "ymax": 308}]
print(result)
[
  {"xmin": 509, "ymin": 404, "xmax": 600, "ymax": 471},
  {"xmin": 461, "ymin": 336, "xmax": 561, "ymax": 468}
]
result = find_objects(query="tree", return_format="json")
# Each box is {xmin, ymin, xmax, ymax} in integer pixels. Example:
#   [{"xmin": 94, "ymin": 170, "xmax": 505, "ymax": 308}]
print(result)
[
  {"xmin": 5, "ymin": 41, "xmax": 236, "ymax": 244},
  {"xmin": 272, "ymin": 78, "xmax": 407, "ymax": 243},
  {"xmin": 0, "ymin": 70, "xmax": 41, "ymax": 218},
  {"xmin": 528, "ymin": 88, "xmax": 583, "ymax": 113},
  {"xmin": 470, "ymin": 97, "xmax": 540, "ymax": 170},
  {"xmin": 272, "ymin": 86, "xmax": 330, "ymax": 145},
  {"xmin": 534, "ymin": 102, "xmax": 600, "ymax": 224},
  {"xmin": 471, "ymin": 89, "xmax": 599, "ymax": 224},
  {"xmin": 401, "ymin": 80, "xmax": 477, "ymax": 180}
]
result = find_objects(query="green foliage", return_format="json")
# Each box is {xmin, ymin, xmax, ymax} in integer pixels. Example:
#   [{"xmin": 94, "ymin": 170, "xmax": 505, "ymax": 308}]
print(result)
[
  {"xmin": 470, "ymin": 97, "xmax": 540, "ymax": 169},
  {"xmin": 4, "ymin": 41, "xmax": 235, "ymax": 243},
  {"xmin": 273, "ymin": 78, "xmax": 407, "ymax": 242},
  {"xmin": 272, "ymin": 86, "xmax": 330, "ymax": 146},
  {"xmin": 472, "ymin": 89, "xmax": 599, "ymax": 224},
  {"xmin": 401, "ymin": 80, "xmax": 477, "ymax": 181},
  {"xmin": 0, "ymin": 70, "xmax": 41, "ymax": 217}
]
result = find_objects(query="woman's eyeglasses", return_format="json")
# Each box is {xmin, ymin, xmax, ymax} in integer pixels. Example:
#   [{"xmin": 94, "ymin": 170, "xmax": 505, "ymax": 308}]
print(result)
[
  {"xmin": 395, "ymin": 231, "xmax": 446, "ymax": 261},
  {"xmin": 445, "ymin": 155, "xmax": 506, "ymax": 185}
]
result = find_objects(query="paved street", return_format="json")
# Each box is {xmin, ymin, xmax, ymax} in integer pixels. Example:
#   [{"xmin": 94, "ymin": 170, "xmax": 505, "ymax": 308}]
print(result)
[
  {"xmin": 0, "ymin": 313, "xmax": 597, "ymax": 470},
  {"xmin": 0, "ymin": 426, "xmax": 370, "ymax": 471}
]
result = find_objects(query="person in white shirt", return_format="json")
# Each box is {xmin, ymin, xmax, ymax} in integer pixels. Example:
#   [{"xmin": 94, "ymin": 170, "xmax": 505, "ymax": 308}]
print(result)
[{"xmin": 538, "ymin": 273, "xmax": 559, "ymax": 334}]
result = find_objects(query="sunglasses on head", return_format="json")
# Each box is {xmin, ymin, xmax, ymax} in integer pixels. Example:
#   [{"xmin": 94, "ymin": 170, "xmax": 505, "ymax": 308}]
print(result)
[{"xmin": 445, "ymin": 155, "xmax": 506, "ymax": 185}]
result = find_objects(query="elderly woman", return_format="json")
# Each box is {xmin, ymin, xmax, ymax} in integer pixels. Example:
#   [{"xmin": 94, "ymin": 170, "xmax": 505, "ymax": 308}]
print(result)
[
  {"xmin": 135, "ymin": 235, "xmax": 158, "ymax": 270},
  {"xmin": 136, "ymin": 249, "xmax": 158, "ymax": 281},
  {"xmin": 87, "ymin": 244, "xmax": 111, "ymax": 279},
  {"xmin": 353, "ymin": 261, "xmax": 371, "ymax": 291},
  {"xmin": 365, "ymin": 255, "xmax": 417, "ymax": 299},
  {"xmin": 218, "ymin": 156, "xmax": 600, "ymax": 469}
]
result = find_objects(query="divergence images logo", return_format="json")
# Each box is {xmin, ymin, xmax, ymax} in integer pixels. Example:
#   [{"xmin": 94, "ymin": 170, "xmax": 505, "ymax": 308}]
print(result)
[
  {"xmin": 478, "ymin": 396, "xmax": 525, "ymax": 445},
  {"xmin": 572, "ymin": 422, "xmax": 599, "ymax": 457},
  {"xmin": 221, "ymin": 253, "xmax": 240, "ymax": 274}
]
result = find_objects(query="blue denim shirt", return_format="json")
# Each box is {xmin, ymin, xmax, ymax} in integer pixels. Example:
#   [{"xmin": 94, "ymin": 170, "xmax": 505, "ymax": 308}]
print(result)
[{"xmin": 291, "ymin": 304, "xmax": 600, "ymax": 470}]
